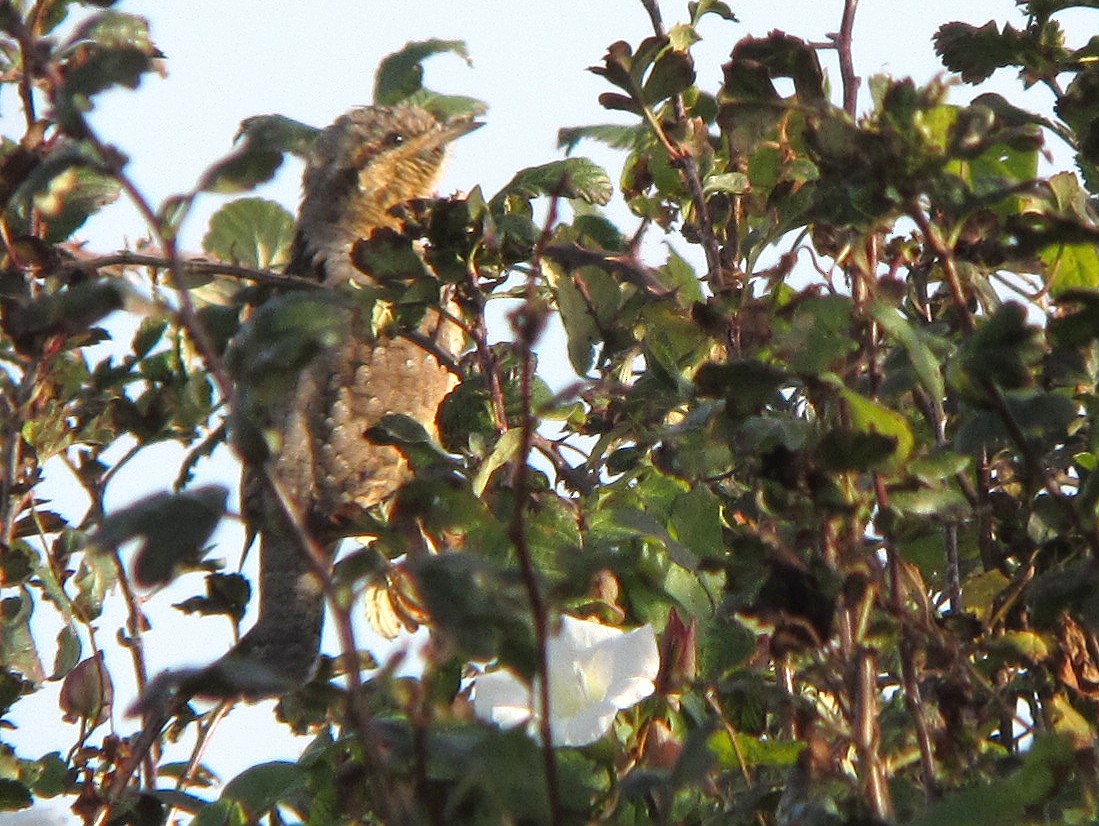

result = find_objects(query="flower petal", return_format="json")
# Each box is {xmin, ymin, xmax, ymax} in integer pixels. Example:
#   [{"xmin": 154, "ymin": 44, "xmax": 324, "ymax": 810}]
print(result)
[
  {"xmin": 473, "ymin": 668, "xmax": 533, "ymax": 729},
  {"xmin": 552, "ymin": 699, "xmax": 619, "ymax": 747}
]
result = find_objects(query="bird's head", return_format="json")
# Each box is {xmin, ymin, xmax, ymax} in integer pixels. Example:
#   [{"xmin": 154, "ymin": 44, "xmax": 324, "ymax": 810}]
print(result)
[{"xmin": 293, "ymin": 104, "xmax": 480, "ymax": 283}]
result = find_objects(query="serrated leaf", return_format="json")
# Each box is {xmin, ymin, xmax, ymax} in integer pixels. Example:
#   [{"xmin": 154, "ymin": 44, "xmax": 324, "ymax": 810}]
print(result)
[
  {"xmin": 373, "ymin": 39, "xmax": 471, "ymax": 106},
  {"xmin": 776, "ymin": 294, "xmax": 857, "ymax": 374},
  {"xmin": 56, "ymin": 14, "xmax": 159, "ymax": 129},
  {"xmin": 202, "ymin": 197, "xmax": 295, "ymax": 269},
  {"xmin": 403, "ymin": 89, "xmax": 487, "ymax": 122},
  {"xmin": 708, "ymin": 730, "xmax": 804, "ymax": 768},
  {"xmin": 90, "ymin": 485, "xmax": 228, "ymax": 587},
  {"xmin": 935, "ymin": 21, "xmax": 1026, "ymax": 84},
  {"xmin": 65, "ymin": 9, "xmax": 156, "ymax": 51},
  {"xmin": 702, "ymin": 172, "xmax": 749, "ymax": 195},
  {"xmin": 493, "ymin": 158, "xmax": 613, "ymax": 207},
  {"xmin": 3, "ymin": 279, "xmax": 123, "ymax": 354}
]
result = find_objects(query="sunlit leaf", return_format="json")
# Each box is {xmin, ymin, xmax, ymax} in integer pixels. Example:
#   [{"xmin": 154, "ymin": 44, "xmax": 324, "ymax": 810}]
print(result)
[
  {"xmin": 373, "ymin": 39, "xmax": 472, "ymax": 106},
  {"xmin": 493, "ymin": 158, "xmax": 613, "ymax": 207},
  {"xmin": 202, "ymin": 197, "xmax": 295, "ymax": 270}
]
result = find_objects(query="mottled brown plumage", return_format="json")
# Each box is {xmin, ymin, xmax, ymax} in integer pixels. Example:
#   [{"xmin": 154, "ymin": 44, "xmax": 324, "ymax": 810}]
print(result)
[{"xmin": 226, "ymin": 105, "xmax": 476, "ymax": 687}]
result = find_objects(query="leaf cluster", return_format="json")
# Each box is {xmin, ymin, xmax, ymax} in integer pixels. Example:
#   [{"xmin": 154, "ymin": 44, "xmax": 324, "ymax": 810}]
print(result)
[{"xmin": 3, "ymin": 2, "xmax": 1099, "ymax": 825}]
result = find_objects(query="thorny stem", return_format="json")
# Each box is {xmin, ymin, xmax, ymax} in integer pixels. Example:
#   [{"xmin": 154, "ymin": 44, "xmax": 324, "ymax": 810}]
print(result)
[{"xmin": 509, "ymin": 194, "xmax": 563, "ymax": 826}]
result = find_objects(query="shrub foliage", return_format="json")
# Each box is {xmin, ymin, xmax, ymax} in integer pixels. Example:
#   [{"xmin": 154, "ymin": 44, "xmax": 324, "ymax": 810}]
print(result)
[{"xmin": 3, "ymin": 1, "xmax": 1099, "ymax": 823}]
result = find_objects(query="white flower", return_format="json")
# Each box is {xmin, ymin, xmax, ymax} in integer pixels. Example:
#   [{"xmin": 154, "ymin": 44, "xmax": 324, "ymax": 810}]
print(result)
[{"xmin": 473, "ymin": 615, "xmax": 660, "ymax": 747}]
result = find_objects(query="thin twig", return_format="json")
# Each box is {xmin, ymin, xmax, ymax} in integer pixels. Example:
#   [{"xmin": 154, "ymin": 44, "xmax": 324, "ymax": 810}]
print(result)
[
  {"xmin": 70, "ymin": 250, "xmax": 324, "ymax": 292},
  {"xmin": 875, "ymin": 476, "xmax": 940, "ymax": 801},
  {"xmin": 835, "ymin": 0, "xmax": 861, "ymax": 118},
  {"xmin": 509, "ymin": 193, "xmax": 563, "ymax": 826}
]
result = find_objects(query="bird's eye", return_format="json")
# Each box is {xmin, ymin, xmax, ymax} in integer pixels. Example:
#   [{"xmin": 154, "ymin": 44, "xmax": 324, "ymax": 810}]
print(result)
[{"xmin": 383, "ymin": 131, "xmax": 404, "ymax": 147}]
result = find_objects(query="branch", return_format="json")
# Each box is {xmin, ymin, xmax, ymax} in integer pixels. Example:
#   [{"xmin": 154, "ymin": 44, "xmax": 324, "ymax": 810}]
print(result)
[
  {"xmin": 834, "ymin": 0, "xmax": 861, "ymax": 118},
  {"xmin": 71, "ymin": 250, "xmax": 324, "ymax": 292},
  {"xmin": 638, "ymin": 0, "xmax": 725, "ymax": 291}
]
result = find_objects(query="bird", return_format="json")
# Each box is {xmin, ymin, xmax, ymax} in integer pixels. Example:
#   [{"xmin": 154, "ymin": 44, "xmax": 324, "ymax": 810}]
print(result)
[{"xmin": 224, "ymin": 104, "xmax": 479, "ymax": 690}]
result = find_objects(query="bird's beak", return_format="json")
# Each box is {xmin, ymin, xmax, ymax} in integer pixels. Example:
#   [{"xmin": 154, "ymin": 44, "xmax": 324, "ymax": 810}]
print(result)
[{"xmin": 438, "ymin": 114, "xmax": 483, "ymax": 143}]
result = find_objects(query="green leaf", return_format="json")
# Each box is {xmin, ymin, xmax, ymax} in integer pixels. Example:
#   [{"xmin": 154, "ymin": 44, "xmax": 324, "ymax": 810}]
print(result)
[
  {"xmin": 28, "ymin": 161, "xmax": 120, "ymax": 242},
  {"xmin": 492, "ymin": 158, "xmax": 613, "ymax": 207},
  {"xmin": 221, "ymin": 762, "xmax": 306, "ymax": 819},
  {"xmin": 0, "ymin": 593, "xmax": 44, "ymax": 683},
  {"xmin": 55, "ymin": 12, "xmax": 159, "ymax": 130},
  {"xmin": 197, "ymin": 115, "xmax": 319, "ymax": 193},
  {"xmin": 702, "ymin": 172, "xmax": 749, "ymax": 195},
  {"xmin": 557, "ymin": 123, "xmax": 644, "ymax": 155},
  {"xmin": 3, "ymin": 279, "xmax": 124, "ymax": 354},
  {"xmin": 689, "ymin": 0, "xmax": 738, "ymax": 24},
  {"xmin": 934, "ymin": 21, "xmax": 1027, "ymax": 84},
  {"xmin": 472, "ymin": 428, "xmax": 522, "ymax": 497},
  {"xmin": 669, "ymin": 486, "xmax": 722, "ymax": 560},
  {"xmin": 909, "ymin": 734, "xmax": 1074, "ymax": 826},
  {"xmin": 889, "ymin": 485, "xmax": 970, "ymax": 517},
  {"xmin": 50, "ymin": 625, "xmax": 81, "ymax": 679},
  {"xmin": 202, "ymin": 197, "xmax": 295, "ymax": 269},
  {"xmin": 0, "ymin": 779, "xmax": 32, "ymax": 811},
  {"xmin": 373, "ymin": 39, "xmax": 472, "ymax": 106},
  {"xmin": 870, "ymin": 301, "xmax": 946, "ymax": 409},
  {"xmin": 1042, "ymin": 241, "xmax": 1099, "ymax": 296},
  {"xmin": 642, "ymin": 47, "xmax": 695, "ymax": 104},
  {"xmin": 840, "ymin": 388, "xmax": 915, "ymax": 475},
  {"xmin": 228, "ymin": 293, "xmax": 351, "ymax": 443},
  {"xmin": 350, "ymin": 227, "xmax": 429, "ymax": 283},
  {"xmin": 776, "ymin": 294, "xmax": 857, "ymax": 374},
  {"xmin": 708, "ymin": 731, "xmax": 804, "ymax": 768},
  {"xmin": 947, "ymin": 302, "xmax": 1042, "ymax": 398},
  {"xmin": 90, "ymin": 485, "xmax": 228, "ymax": 587},
  {"xmin": 611, "ymin": 507, "xmax": 698, "ymax": 571},
  {"xmin": 545, "ymin": 260, "xmax": 622, "ymax": 375}
]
